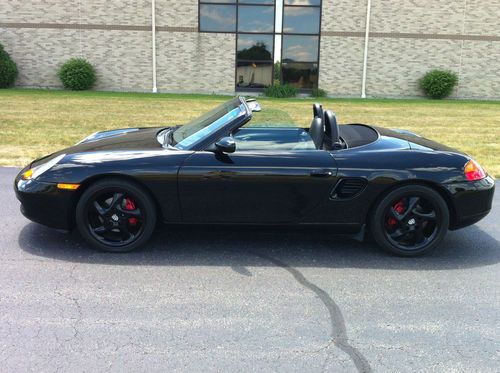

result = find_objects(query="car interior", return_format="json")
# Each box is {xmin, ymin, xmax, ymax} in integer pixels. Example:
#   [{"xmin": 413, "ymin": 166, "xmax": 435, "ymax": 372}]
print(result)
[{"xmin": 231, "ymin": 103, "xmax": 378, "ymax": 151}]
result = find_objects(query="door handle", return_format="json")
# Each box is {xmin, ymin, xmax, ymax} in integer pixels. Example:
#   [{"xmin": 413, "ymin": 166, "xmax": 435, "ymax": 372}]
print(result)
[{"xmin": 310, "ymin": 169, "xmax": 333, "ymax": 177}]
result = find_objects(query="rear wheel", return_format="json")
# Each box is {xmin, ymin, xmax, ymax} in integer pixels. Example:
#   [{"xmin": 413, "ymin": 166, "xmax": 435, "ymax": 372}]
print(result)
[
  {"xmin": 76, "ymin": 179, "xmax": 156, "ymax": 252},
  {"xmin": 370, "ymin": 185, "xmax": 449, "ymax": 256}
]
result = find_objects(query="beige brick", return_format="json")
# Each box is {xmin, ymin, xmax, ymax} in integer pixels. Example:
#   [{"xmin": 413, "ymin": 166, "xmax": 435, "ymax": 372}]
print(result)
[
  {"xmin": 370, "ymin": 0, "xmax": 466, "ymax": 34},
  {"xmin": 319, "ymin": 36, "xmax": 364, "ymax": 97},
  {"xmin": 465, "ymin": 0, "xmax": 500, "ymax": 37},
  {"xmin": 0, "ymin": 1, "xmax": 80, "ymax": 24},
  {"xmin": 0, "ymin": 28, "xmax": 80, "ymax": 88},
  {"xmin": 321, "ymin": 0, "xmax": 368, "ymax": 33},
  {"xmin": 458, "ymin": 40, "xmax": 500, "ymax": 98},
  {"xmin": 156, "ymin": 32, "xmax": 235, "ymax": 94},
  {"xmin": 156, "ymin": 0, "xmax": 198, "ymax": 28},
  {"xmin": 365, "ymin": 37, "xmax": 462, "ymax": 98}
]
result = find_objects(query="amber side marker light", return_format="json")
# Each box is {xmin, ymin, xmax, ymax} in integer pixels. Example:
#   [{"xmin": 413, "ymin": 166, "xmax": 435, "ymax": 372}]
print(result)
[
  {"xmin": 21, "ymin": 169, "xmax": 33, "ymax": 180},
  {"xmin": 57, "ymin": 183, "xmax": 80, "ymax": 190},
  {"xmin": 464, "ymin": 159, "xmax": 487, "ymax": 181}
]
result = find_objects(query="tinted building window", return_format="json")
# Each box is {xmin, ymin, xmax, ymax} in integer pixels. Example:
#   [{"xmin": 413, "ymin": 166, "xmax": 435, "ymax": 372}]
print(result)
[
  {"xmin": 239, "ymin": 0, "xmax": 274, "ymax": 3},
  {"xmin": 284, "ymin": 0, "xmax": 320, "ymax": 5},
  {"xmin": 199, "ymin": 1, "xmax": 321, "ymax": 91},
  {"xmin": 199, "ymin": 4, "xmax": 236, "ymax": 32},
  {"xmin": 238, "ymin": 6, "xmax": 275, "ymax": 33},
  {"xmin": 281, "ymin": 0, "xmax": 321, "ymax": 89},
  {"xmin": 282, "ymin": 35, "xmax": 319, "ymax": 62},
  {"xmin": 283, "ymin": 6, "xmax": 320, "ymax": 34},
  {"xmin": 236, "ymin": 62, "xmax": 274, "ymax": 88},
  {"xmin": 237, "ymin": 34, "xmax": 274, "ymax": 61}
]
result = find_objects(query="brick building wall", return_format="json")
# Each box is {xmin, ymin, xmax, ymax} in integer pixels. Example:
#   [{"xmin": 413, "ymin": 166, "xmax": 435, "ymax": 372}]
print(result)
[
  {"xmin": 1, "ymin": 0, "xmax": 499, "ymax": 98},
  {"xmin": 319, "ymin": 0, "xmax": 500, "ymax": 99},
  {"xmin": 0, "ymin": 0, "xmax": 235, "ymax": 94}
]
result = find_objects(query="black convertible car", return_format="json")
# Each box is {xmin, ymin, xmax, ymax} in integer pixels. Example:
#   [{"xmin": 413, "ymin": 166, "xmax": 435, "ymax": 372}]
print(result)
[{"xmin": 15, "ymin": 97, "xmax": 494, "ymax": 256}]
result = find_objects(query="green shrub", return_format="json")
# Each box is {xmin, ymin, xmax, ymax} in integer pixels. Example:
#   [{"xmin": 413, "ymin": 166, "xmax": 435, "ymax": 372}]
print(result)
[
  {"xmin": 58, "ymin": 58, "xmax": 96, "ymax": 90},
  {"xmin": 264, "ymin": 84, "xmax": 298, "ymax": 98},
  {"xmin": 311, "ymin": 88, "xmax": 327, "ymax": 98},
  {"xmin": 0, "ymin": 43, "xmax": 18, "ymax": 88},
  {"xmin": 273, "ymin": 61, "xmax": 281, "ymax": 82},
  {"xmin": 419, "ymin": 70, "xmax": 458, "ymax": 99}
]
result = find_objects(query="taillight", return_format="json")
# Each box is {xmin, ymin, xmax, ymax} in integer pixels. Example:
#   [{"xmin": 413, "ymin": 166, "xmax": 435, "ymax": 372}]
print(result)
[{"xmin": 464, "ymin": 159, "xmax": 487, "ymax": 181}]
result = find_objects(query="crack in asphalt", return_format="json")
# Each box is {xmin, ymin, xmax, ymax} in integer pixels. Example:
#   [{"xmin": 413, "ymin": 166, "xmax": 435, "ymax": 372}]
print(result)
[{"xmin": 252, "ymin": 252, "xmax": 372, "ymax": 373}]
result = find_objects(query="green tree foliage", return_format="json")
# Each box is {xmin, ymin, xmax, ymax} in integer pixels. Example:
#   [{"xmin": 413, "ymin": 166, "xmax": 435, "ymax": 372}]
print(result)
[{"xmin": 0, "ymin": 43, "xmax": 18, "ymax": 88}]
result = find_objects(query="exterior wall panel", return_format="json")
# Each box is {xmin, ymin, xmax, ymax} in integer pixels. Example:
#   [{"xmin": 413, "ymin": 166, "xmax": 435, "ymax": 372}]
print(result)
[
  {"xmin": 459, "ymin": 40, "xmax": 500, "ymax": 98},
  {"xmin": 319, "ymin": 0, "xmax": 500, "ymax": 99},
  {"xmin": 365, "ymin": 38, "xmax": 462, "ymax": 98},
  {"xmin": 156, "ymin": 0, "xmax": 198, "ymax": 28},
  {"xmin": 1, "ymin": 0, "xmax": 499, "ymax": 98},
  {"xmin": 81, "ymin": 30, "xmax": 153, "ymax": 91},
  {"xmin": 318, "ymin": 36, "xmax": 364, "ymax": 97},
  {"xmin": 321, "ymin": 0, "xmax": 368, "ymax": 32},
  {"xmin": 369, "ymin": 0, "xmax": 466, "ymax": 34},
  {"xmin": 156, "ymin": 32, "xmax": 235, "ymax": 94},
  {"xmin": 0, "ymin": 28, "xmax": 80, "ymax": 88}
]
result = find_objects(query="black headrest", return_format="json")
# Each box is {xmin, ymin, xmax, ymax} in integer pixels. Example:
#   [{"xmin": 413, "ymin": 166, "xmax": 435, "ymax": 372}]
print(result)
[
  {"xmin": 313, "ymin": 103, "xmax": 323, "ymax": 119},
  {"xmin": 309, "ymin": 117, "xmax": 324, "ymax": 150},
  {"xmin": 324, "ymin": 110, "xmax": 343, "ymax": 150}
]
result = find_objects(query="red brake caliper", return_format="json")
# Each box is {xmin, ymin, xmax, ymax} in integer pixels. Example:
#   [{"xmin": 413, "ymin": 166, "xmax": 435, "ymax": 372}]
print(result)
[
  {"xmin": 124, "ymin": 198, "xmax": 138, "ymax": 226},
  {"xmin": 387, "ymin": 199, "xmax": 405, "ymax": 228}
]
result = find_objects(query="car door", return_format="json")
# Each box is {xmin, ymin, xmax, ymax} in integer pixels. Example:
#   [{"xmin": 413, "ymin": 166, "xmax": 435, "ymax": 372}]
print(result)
[{"xmin": 178, "ymin": 149, "xmax": 338, "ymax": 223}]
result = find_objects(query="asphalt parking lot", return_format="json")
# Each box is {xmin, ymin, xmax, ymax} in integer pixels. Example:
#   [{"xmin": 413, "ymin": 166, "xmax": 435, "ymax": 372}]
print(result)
[{"xmin": 0, "ymin": 167, "xmax": 498, "ymax": 372}]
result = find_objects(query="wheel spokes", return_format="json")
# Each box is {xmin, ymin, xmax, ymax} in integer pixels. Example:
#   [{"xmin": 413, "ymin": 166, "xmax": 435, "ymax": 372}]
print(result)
[
  {"xmin": 401, "ymin": 197, "xmax": 420, "ymax": 220},
  {"xmin": 116, "ymin": 205, "xmax": 141, "ymax": 217},
  {"xmin": 413, "ymin": 209, "xmax": 436, "ymax": 221},
  {"xmin": 109, "ymin": 193, "xmax": 124, "ymax": 210},
  {"xmin": 93, "ymin": 201, "xmax": 107, "ymax": 216},
  {"xmin": 385, "ymin": 195, "xmax": 438, "ymax": 250},
  {"xmin": 88, "ymin": 190, "xmax": 144, "ymax": 247},
  {"xmin": 413, "ymin": 225, "xmax": 425, "ymax": 244},
  {"xmin": 390, "ymin": 229, "xmax": 406, "ymax": 239},
  {"xmin": 119, "ymin": 226, "xmax": 133, "ymax": 241},
  {"xmin": 93, "ymin": 226, "xmax": 108, "ymax": 234}
]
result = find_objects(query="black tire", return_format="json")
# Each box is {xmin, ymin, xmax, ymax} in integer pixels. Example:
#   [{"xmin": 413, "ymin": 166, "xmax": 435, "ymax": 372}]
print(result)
[
  {"xmin": 370, "ymin": 185, "xmax": 449, "ymax": 257},
  {"xmin": 76, "ymin": 178, "xmax": 157, "ymax": 252}
]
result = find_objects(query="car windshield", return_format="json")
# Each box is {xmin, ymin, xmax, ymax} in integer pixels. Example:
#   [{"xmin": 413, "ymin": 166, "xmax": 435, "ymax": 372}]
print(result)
[{"xmin": 173, "ymin": 97, "xmax": 247, "ymax": 150}]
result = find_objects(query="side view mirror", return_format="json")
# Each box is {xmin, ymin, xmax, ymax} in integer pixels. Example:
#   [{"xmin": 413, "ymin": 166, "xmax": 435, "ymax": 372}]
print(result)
[{"xmin": 215, "ymin": 137, "xmax": 236, "ymax": 153}]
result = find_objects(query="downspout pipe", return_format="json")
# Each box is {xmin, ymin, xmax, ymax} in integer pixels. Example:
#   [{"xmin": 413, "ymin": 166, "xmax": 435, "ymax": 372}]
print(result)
[
  {"xmin": 151, "ymin": 0, "xmax": 158, "ymax": 93},
  {"xmin": 361, "ymin": 0, "xmax": 372, "ymax": 98}
]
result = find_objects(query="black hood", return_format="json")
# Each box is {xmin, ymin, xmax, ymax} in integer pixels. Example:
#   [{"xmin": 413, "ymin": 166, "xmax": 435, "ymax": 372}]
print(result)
[
  {"xmin": 30, "ymin": 127, "xmax": 167, "ymax": 168},
  {"xmin": 70, "ymin": 127, "xmax": 164, "ymax": 153}
]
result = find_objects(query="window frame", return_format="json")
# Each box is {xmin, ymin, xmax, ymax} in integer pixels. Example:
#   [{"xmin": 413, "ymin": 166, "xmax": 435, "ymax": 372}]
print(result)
[
  {"xmin": 198, "ymin": 0, "xmax": 322, "ymax": 92},
  {"xmin": 280, "ymin": 1, "xmax": 322, "ymax": 92}
]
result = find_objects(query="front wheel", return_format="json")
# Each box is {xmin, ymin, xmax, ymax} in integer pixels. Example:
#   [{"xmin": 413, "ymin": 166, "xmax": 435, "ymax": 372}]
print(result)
[
  {"xmin": 370, "ymin": 185, "xmax": 449, "ymax": 256},
  {"xmin": 76, "ymin": 178, "xmax": 157, "ymax": 252}
]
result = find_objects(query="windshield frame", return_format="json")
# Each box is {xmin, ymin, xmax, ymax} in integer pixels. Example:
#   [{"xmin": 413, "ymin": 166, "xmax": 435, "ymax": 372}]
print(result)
[{"xmin": 170, "ymin": 97, "xmax": 251, "ymax": 151}]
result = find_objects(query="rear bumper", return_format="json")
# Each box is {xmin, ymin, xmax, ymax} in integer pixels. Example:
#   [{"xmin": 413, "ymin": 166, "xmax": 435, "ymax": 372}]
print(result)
[
  {"xmin": 14, "ymin": 169, "xmax": 76, "ymax": 230},
  {"xmin": 446, "ymin": 176, "xmax": 495, "ymax": 230}
]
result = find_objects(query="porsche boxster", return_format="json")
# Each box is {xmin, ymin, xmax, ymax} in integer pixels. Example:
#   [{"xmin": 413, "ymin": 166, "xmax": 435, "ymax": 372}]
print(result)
[{"xmin": 14, "ymin": 97, "xmax": 494, "ymax": 256}]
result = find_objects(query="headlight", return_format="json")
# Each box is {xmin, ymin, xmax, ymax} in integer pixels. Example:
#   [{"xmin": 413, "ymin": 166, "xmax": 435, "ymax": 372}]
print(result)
[{"xmin": 22, "ymin": 154, "xmax": 66, "ymax": 180}]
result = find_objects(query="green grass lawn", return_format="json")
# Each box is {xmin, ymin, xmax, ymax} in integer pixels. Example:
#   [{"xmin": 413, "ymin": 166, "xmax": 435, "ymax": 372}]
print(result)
[{"xmin": 1, "ymin": 89, "xmax": 499, "ymax": 176}]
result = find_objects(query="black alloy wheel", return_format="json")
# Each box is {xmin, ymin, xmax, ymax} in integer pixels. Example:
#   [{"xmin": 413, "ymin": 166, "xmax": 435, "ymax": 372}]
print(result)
[
  {"xmin": 370, "ymin": 185, "xmax": 449, "ymax": 256},
  {"xmin": 76, "ymin": 179, "xmax": 157, "ymax": 252}
]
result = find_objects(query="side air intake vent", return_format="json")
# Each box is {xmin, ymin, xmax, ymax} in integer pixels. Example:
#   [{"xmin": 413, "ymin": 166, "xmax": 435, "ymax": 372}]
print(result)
[{"xmin": 331, "ymin": 178, "xmax": 367, "ymax": 199}]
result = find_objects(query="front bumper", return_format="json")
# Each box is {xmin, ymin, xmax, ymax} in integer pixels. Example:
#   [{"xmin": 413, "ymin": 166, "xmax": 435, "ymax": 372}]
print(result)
[
  {"xmin": 446, "ymin": 176, "xmax": 495, "ymax": 230},
  {"xmin": 14, "ymin": 169, "xmax": 77, "ymax": 231}
]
